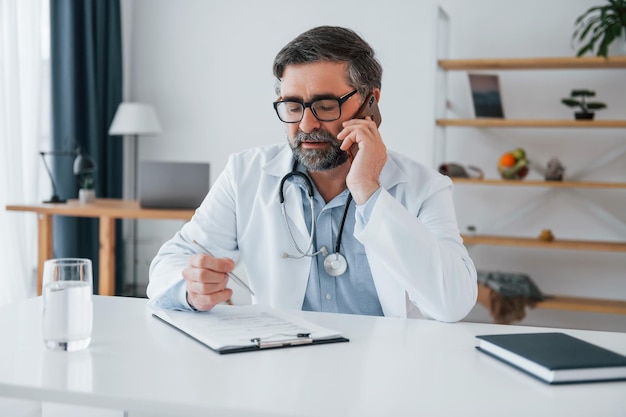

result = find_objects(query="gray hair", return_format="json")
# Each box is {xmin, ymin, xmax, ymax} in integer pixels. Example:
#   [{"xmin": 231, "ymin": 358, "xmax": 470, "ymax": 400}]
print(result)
[{"xmin": 273, "ymin": 26, "xmax": 382, "ymax": 98}]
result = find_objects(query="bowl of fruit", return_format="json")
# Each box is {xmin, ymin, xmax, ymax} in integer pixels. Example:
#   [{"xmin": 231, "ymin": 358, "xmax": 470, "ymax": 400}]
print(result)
[{"xmin": 498, "ymin": 148, "xmax": 529, "ymax": 180}]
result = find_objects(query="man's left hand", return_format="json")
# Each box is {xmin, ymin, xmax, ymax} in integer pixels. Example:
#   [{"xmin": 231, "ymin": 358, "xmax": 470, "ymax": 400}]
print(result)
[{"xmin": 337, "ymin": 117, "xmax": 387, "ymax": 205}]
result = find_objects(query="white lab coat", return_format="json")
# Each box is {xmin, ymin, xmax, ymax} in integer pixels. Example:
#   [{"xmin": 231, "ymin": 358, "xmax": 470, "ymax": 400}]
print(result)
[{"xmin": 148, "ymin": 143, "xmax": 477, "ymax": 321}]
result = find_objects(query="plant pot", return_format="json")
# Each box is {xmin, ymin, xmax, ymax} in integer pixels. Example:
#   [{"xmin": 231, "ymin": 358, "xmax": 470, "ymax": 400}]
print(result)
[
  {"xmin": 79, "ymin": 189, "xmax": 96, "ymax": 204},
  {"xmin": 574, "ymin": 112, "xmax": 594, "ymax": 120}
]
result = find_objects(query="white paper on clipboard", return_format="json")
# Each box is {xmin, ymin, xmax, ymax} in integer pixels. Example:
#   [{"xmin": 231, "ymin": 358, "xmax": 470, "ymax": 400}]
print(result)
[{"xmin": 152, "ymin": 304, "xmax": 348, "ymax": 354}]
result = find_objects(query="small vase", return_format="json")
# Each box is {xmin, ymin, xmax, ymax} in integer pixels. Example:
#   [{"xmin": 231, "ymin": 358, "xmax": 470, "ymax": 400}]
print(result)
[{"xmin": 79, "ymin": 189, "xmax": 96, "ymax": 204}]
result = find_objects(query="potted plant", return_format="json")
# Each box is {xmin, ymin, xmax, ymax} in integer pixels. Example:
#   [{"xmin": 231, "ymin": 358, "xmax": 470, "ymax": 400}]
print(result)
[
  {"xmin": 77, "ymin": 173, "xmax": 96, "ymax": 204},
  {"xmin": 561, "ymin": 89, "xmax": 607, "ymax": 120},
  {"xmin": 572, "ymin": 0, "xmax": 626, "ymax": 58}
]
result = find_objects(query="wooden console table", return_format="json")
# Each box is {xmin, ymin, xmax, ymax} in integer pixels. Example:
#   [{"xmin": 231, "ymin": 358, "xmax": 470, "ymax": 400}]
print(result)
[{"xmin": 5, "ymin": 199, "xmax": 194, "ymax": 296}]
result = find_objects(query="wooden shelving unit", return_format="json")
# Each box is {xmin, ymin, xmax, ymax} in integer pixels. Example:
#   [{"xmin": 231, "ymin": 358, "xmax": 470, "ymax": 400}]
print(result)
[
  {"xmin": 436, "ymin": 119, "xmax": 626, "ymax": 128},
  {"xmin": 461, "ymin": 234, "xmax": 626, "ymax": 253},
  {"xmin": 537, "ymin": 295, "xmax": 626, "ymax": 315},
  {"xmin": 437, "ymin": 56, "xmax": 626, "ymax": 316},
  {"xmin": 438, "ymin": 56, "xmax": 626, "ymax": 70},
  {"xmin": 451, "ymin": 178, "xmax": 626, "ymax": 189}
]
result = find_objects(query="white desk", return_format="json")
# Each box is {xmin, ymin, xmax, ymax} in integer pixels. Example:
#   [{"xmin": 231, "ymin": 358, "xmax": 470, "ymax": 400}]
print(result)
[{"xmin": 0, "ymin": 296, "xmax": 625, "ymax": 417}]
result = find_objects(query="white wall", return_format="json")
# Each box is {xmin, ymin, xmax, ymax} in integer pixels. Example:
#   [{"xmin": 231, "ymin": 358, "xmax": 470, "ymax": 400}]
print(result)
[
  {"xmin": 128, "ymin": 0, "xmax": 441, "ymax": 168},
  {"xmin": 124, "ymin": 0, "xmax": 443, "ymax": 293},
  {"xmin": 124, "ymin": 0, "xmax": 625, "ymax": 330}
]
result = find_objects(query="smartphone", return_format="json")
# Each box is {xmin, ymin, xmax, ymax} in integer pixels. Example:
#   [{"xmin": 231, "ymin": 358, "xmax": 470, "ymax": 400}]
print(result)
[
  {"xmin": 347, "ymin": 93, "xmax": 382, "ymax": 158},
  {"xmin": 354, "ymin": 93, "xmax": 382, "ymax": 127}
]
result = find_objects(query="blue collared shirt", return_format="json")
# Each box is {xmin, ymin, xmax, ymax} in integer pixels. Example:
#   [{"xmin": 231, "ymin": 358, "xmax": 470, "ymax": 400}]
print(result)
[{"xmin": 288, "ymin": 172, "xmax": 383, "ymax": 316}]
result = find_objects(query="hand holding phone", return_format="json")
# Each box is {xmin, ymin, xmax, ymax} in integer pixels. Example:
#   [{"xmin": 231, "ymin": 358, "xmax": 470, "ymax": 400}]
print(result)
[{"xmin": 346, "ymin": 93, "xmax": 382, "ymax": 158}]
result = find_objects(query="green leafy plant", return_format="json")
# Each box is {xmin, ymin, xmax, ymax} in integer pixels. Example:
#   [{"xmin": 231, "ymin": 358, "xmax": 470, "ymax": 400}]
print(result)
[
  {"xmin": 561, "ymin": 89, "xmax": 607, "ymax": 118},
  {"xmin": 77, "ymin": 173, "xmax": 95, "ymax": 190},
  {"xmin": 572, "ymin": 0, "xmax": 626, "ymax": 58}
]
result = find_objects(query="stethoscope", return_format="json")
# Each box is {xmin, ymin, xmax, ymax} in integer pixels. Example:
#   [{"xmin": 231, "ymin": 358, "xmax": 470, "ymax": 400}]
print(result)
[{"xmin": 278, "ymin": 160, "xmax": 352, "ymax": 277}]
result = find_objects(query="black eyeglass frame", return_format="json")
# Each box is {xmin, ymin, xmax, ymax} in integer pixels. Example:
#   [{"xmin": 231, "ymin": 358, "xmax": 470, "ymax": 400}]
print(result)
[{"xmin": 273, "ymin": 89, "xmax": 358, "ymax": 123}]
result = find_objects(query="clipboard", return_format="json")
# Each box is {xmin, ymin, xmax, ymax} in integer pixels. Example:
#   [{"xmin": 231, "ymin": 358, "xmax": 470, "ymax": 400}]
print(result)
[{"xmin": 152, "ymin": 304, "xmax": 349, "ymax": 354}]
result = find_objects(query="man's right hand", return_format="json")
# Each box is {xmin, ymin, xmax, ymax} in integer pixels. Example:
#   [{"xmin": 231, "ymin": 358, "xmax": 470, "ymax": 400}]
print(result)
[{"xmin": 183, "ymin": 253, "xmax": 234, "ymax": 311}]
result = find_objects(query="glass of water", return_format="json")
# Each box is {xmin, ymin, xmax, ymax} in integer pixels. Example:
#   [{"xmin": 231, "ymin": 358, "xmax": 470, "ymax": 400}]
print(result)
[{"xmin": 42, "ymin": 258, "xmax": 93, "ymax": 351}]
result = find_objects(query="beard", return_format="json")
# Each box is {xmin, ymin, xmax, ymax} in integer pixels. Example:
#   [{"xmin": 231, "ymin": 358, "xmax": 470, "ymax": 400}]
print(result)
[{"xmin": 289, "ymin": 130, "xmax": 349, "ymax": 171}]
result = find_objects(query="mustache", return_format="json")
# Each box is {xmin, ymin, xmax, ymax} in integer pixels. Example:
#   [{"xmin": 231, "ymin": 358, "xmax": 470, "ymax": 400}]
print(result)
[{"xmin": 293, "ymin": 130, "xmax": 337, "ymax": 145}]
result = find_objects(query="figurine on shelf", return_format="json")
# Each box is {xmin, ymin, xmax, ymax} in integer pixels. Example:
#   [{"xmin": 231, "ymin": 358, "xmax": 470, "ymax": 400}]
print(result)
[
  {"xmin": 538, "ymin": 229, "xmax": 555, "ymax": 242},
  {"xmin": 544, "ymin": 157, "xmax": 565, "ymax": 181},
  {"xmin": 438, "ymin": 163, "xmax": 484, "ymax": 179},
  {"xmin": 477, "ymin": 271, "xmax": 545, "ymax": 324}
]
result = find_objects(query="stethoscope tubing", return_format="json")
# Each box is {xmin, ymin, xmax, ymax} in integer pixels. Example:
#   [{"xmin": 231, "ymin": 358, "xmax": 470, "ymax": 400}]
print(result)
[{"xmin": 279, "ymin": 160, "xmax": 352, "ymax": 277}]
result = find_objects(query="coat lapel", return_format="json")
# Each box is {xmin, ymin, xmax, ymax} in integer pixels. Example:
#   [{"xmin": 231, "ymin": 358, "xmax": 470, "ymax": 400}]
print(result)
[{"xmin": 263, "ymin": 146, "xmax": 311, "ymax": 242}]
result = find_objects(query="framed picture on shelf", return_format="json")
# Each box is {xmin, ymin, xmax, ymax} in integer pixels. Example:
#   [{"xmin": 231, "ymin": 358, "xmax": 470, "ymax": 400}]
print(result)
[{"xmin": 468, "ymin": 73, "xmax": 505, "ymax": 118}]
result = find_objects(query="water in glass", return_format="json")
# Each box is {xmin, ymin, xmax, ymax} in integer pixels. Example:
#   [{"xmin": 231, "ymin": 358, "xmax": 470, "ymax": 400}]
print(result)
[{"xmin": 42, "ymin": 259, "xmax": 93, "ymax": 351}]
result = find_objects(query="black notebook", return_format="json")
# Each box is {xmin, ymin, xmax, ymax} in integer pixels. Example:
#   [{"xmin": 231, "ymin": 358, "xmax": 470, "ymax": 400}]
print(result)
[{"xmin": 476, "ymin": 332, "xmax": 626, "ymax": 384}]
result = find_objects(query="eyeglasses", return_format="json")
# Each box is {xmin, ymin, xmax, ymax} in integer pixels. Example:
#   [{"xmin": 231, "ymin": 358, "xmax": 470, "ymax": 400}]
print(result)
[{"xmin": 273, "ymin": 90, "xmax": 358, "ymax": 123}]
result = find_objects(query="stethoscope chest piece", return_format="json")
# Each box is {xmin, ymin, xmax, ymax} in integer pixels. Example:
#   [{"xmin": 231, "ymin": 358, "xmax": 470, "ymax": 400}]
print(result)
[{"xmin": 324, "ymin": 253, "xmax": 348, "ymax": 277}]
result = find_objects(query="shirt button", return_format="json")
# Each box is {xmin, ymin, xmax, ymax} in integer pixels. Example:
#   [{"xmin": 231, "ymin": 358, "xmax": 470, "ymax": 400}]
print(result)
[{"xmin": 325, "ymin": 293, "xmax": 332, "ymax": 300}]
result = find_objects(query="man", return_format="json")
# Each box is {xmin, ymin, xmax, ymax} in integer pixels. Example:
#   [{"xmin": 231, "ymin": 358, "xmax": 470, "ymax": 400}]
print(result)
[{"xmin": 147, "ymin": 26, "xmax": 477, "ymax": 321}]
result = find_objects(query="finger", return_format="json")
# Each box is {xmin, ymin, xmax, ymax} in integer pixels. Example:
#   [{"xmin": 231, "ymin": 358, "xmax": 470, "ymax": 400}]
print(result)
[
  {"xmin": 183, "ymin": 263, "xmax": 229, "ymax": 289},
  {"xmin": 184, "ymin": 274, "xmax": 227, "ymax": 295},
  {"xmin": 337, "ymin": 125, "xmax": 363, "ymax": 150},
  {"xmin": 341, "ymin": 116, "xmax": 376, "ymax": 129},
  {"xmin": 188, "ymin": 288, "xmax": 233, "ymax": 311},
  {"xmin": 339, "ymin": 129, "xmax": 370, "ymax": 153},
  {"xmin": 338, "ymin": 120, "xmax": 377, "ymax": 143},
  {"xmin": 339, "ymin": 134, "xmax": 356, "ymax": 152},
  {"xmin": 189, "ymin": 253, "xmax": 235, "ymax": 273}
]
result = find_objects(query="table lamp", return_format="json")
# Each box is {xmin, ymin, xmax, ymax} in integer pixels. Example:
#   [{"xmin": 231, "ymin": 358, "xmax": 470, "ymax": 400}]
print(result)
[
  {"xmin": 108, "ymin": 102, "xmax": 161, "ymax": 296},
  {"xmin": 40, "ymin": 148, "xmax": 96, "ymax": 203},
  {"xmin": 108, "ymin": 102, "xmax": 162, "ymax": 199},
  {"xmin": 73, "ymin": 147, "xmax": 97, "ymax": 181}
]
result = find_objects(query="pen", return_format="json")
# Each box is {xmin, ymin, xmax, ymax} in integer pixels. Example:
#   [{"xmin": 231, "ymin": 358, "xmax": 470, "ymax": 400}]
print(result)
[{"xmin": 192, "ymin": 240, "xmax": 255, "ymax": 296}]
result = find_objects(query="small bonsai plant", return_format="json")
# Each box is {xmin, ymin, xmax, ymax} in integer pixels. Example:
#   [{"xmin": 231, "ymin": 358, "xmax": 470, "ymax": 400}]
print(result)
[
  {"xmin": 572, "ymin": 0, "xmax": 626, "ymax": 58},
  {"xmin": 561, "ymin": 89, "xmax": 607, "ymax": 120}
]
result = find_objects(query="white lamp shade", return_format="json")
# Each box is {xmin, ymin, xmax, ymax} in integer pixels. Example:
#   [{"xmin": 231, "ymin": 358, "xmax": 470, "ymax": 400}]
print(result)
[{"xmin": 108, "ymin": 102, "xmax": 162, "ymax": 135}]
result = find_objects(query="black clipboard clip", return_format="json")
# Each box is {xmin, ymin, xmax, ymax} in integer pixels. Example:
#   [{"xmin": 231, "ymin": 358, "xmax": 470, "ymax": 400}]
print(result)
[{"xmin": 250, "ymin": 333, "xmax": 312, "ymax": 349}]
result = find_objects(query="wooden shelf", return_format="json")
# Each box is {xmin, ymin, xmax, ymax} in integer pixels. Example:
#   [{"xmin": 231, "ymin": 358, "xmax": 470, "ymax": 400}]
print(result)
[
  {"xmin": 536, "ymin": 295, "xmax": 626, "ymax": 315},
  {"xmin": 438, "ymin": 56, "xmax": 626, "ymax": 70},
  {"xmin": 461, "ymin": 234, "xmax": 626, "ymax": 253},
  {"xmin": 439, "ymin": 55, "xmax": 626, "ymax": 317},
  {"xmin": 452, "ymin": 178, "xmax": 626, "ymax": 189},
  {"xmin": 436, "ymin": 119, "xmax": 626, "ymax": 128}
]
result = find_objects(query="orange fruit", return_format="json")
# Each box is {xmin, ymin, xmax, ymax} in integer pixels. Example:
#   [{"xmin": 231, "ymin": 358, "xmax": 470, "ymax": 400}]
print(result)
[{"xmin": 499, "ymin": 152, "xmax": 516, "ymax": 167}]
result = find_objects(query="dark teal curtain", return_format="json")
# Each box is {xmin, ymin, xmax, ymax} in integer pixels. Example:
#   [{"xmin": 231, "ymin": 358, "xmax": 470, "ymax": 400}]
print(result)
[{"xmin": 50, "ymin": 0, "xmax": 124, "ymax": 294}]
